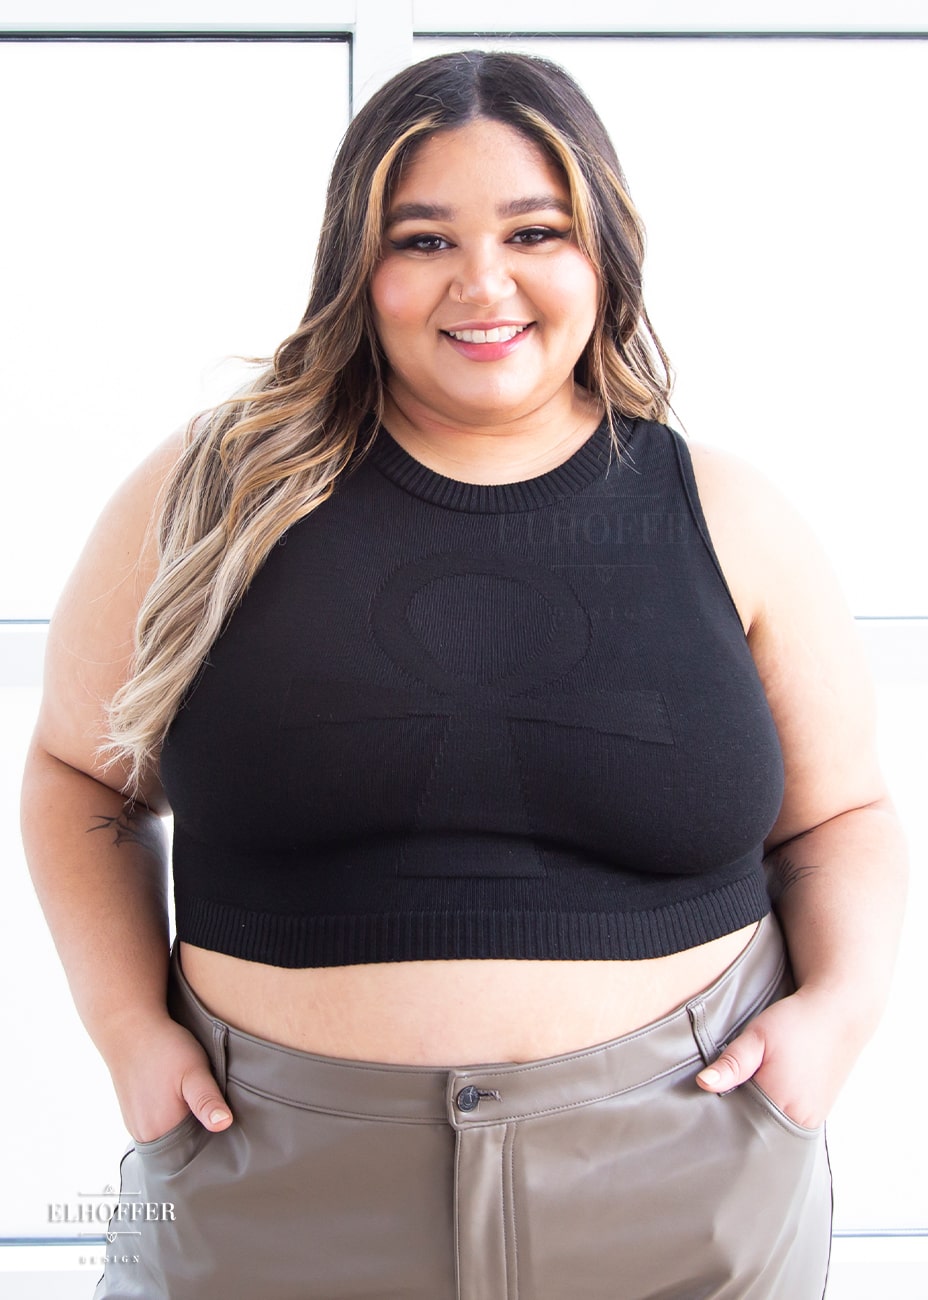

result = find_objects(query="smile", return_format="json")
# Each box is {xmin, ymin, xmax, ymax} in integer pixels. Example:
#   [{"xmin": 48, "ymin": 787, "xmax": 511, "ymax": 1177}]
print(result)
[{"xmin": 443, "ymin": 324, "xmax": 531, "ymax": 344}]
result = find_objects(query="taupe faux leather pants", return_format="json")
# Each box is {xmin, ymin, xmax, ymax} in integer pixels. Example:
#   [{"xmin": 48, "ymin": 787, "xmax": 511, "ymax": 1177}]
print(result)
[{"xmin": 94, "ymin": 914, "xmax": 832, "ymax": 1299}]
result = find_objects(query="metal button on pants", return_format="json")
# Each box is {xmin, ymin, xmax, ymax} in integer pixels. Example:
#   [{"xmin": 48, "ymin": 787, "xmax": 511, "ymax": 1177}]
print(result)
[{"xmin": 95, "ymin": 915, "xmax": 832, "ymax": 1300}]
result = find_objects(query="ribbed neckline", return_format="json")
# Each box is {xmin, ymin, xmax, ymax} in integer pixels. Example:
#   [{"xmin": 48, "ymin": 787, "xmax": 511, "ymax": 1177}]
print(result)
[{"xmin": 368, "ymin": 415, "xmax": 623, "ymax": 514}]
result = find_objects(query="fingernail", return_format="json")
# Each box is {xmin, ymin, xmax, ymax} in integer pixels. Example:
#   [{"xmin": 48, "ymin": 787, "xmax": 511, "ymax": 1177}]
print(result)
[
  {"xmin": 209, "ymin": 1108, "xmax": 231, "ymax": 1124},
  {"xmin": 698, "ymin": 1067, "xmax": 721, "ymax": 1086}
]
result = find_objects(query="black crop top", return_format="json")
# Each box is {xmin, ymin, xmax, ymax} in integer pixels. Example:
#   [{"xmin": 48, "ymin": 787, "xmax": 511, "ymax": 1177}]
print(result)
[{"xmin": 161, "ymin": 416, "xmax": 783, "ymax": 967}]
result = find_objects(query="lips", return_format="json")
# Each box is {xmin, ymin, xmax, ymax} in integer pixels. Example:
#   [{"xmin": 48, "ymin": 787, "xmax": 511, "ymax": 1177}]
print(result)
[{"xmin": 439, "ymin": 321, "xmax": 535, "ymax": 362}]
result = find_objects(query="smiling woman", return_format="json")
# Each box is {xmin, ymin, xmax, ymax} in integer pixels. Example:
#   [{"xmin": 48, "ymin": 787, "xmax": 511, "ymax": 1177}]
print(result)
[
  {"xmin": 21, "ymin": 47, "xmax": 905, "ymax": 1300},
  {"xmin": 370, "ymin": 119, "xmax": 602, "ymax": 471}
]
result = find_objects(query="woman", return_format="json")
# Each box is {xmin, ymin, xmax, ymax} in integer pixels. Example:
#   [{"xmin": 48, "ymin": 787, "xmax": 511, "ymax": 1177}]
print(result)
[{"xmin": 22, "ymin": 50, "xmax": 905, "ymax": 1299}]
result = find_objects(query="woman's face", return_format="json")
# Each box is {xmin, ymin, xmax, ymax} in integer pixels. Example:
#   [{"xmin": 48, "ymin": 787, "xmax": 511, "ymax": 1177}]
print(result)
[{"xmin": 369, "ymin": 117, "xmax": 600, "ymax": 432}]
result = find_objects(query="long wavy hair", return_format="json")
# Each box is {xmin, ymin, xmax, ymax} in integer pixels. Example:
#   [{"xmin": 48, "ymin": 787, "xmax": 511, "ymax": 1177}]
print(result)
[{"xmin": 107, "ymin": 49, "xmax": 673, "ymax": 792}]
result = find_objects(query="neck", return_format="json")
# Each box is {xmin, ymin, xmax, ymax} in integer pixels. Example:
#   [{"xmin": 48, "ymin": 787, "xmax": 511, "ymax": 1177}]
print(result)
[{"xmin": 380, "ymin": 386, "xmax": 604, "ymax": 486}]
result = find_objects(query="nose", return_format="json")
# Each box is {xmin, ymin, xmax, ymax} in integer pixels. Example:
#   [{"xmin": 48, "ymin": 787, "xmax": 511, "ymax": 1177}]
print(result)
[{"xmin": 451, "ymin": 243, "xmax": 515, "ymax": 307}]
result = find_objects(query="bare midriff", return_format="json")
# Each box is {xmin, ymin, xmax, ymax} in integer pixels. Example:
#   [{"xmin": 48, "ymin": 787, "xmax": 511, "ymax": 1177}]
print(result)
[{"xmin": 179, "ymin": 922, "xmax": 758, "ymax": 1066}]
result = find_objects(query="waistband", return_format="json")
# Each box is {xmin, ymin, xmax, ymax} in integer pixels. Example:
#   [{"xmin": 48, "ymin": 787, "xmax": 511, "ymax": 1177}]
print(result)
[{"xmin": 167, "ymin": 912, "xmax": 788, "ymax": 1131}]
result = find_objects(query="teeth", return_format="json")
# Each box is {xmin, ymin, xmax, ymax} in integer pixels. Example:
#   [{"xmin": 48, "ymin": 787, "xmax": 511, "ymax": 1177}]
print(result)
[{"xmin": 446, "ymin": 325, "xmax": 529, "ymax": 344}]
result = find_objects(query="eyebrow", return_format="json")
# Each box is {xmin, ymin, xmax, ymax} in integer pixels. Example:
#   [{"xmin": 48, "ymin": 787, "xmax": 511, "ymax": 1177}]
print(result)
[{"xmin": 384, "ymin": 194, "xmax": 572, "ymax": 227}]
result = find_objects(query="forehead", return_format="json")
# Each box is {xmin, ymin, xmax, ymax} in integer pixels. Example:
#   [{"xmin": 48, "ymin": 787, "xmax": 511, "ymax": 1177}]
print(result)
[{"xmin": 389, "ymin": 118, "xmax": 568, "ymax": 204}]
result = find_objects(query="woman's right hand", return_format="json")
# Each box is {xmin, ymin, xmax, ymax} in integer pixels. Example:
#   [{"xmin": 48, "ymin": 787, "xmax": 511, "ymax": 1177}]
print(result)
[{"xmin": 107, "ymin": 1015, "xmax": 233, "ymax": 1144}]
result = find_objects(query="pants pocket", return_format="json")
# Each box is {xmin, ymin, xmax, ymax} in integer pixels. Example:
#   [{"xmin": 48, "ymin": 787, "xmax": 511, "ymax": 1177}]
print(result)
[
  {"xmin": 744, "ymin": 1076, "xmax": 825, "ymax": 1140},
  {"xmin": 132, "ymin": 1112, "xmax": 209, "ymax": 1170}
]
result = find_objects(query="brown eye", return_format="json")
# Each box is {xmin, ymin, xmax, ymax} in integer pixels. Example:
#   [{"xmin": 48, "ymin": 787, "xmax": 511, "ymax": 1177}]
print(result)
[
  {"xmin": 389, "ymin": 234, "xmax": 451, "ymax": 253},
  {"xmin": 509, "ymin": 227, "xmax": 567, "ymax": 246}
]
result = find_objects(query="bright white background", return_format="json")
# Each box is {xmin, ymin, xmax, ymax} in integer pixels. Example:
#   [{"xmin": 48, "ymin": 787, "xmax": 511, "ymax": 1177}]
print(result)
[{"xmin": 1, "ymin": 2, "xmax": 926, "ymax": 1295}]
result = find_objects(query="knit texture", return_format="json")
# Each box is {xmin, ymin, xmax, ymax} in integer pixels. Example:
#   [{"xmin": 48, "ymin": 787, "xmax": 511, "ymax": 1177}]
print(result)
[{"xmin": 162, "ymin": 417, "xmax": 783, "ymax": 966}]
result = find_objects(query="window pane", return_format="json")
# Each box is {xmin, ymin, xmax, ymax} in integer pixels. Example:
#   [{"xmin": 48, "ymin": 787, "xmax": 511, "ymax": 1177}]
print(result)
[{"xmin": 0, "ymin": 38, "xmax": 349, "ymax": 616}]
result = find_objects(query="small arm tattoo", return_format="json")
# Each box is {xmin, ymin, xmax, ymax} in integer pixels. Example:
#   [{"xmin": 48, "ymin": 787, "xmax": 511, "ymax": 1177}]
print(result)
[
  {"xmin": 765, "ymin": 853, "xmax": 820, "ymax": 903},
  {"xmin": 87, "ymin": 806, "xmax": 160, "ymax": 854}
]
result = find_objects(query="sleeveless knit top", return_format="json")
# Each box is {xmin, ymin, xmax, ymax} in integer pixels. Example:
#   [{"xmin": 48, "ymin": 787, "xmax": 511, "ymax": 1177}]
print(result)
[{"xmin": 161, "ymin": 416, "xmax": 783, "ymax": 967}]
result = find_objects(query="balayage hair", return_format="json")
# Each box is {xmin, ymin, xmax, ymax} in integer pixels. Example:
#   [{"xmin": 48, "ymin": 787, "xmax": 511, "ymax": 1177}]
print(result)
[{"xmin": 107, "ymin": 49, "xmax": 673, "ymax": 791}]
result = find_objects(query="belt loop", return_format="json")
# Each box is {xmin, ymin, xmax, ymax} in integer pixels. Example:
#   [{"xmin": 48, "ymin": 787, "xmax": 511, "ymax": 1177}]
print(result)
[
  {"xmin": 686, "ymin": 998, "xmax": 721, "ymax": 1066},
  {"xmin": 210, "ymin": 1021, "xmax": 229, "ymax": 1092}
]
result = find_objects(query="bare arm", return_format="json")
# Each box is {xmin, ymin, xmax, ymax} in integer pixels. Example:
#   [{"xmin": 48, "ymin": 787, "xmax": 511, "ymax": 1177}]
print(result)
[
  {"xmin": 689, "ymin": 445, "xmax": 907, "ymax": 1127},
  {"xmin": 22, "ymin": 749, "xmax": 171, "ymax": 1053},
  {"xmin": 21, "ymin": 435, "xmax": 232, "ymax": 1141}
]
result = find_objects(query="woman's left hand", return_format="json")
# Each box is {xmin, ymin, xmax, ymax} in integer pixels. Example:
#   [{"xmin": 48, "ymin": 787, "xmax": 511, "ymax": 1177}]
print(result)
[{"xmin": 695, "ymin": 986, "xmax": 864, "ymax": 1130}]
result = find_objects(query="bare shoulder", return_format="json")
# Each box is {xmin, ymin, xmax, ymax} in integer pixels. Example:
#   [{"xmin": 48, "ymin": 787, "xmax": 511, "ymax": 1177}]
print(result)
[
  {"xmin": 686, "ymin": 441, "xmax": 819, "ymax": 634},
  {"xmin": 33, "ymin": 430, "xmax": 188, "ymax": 796},
  {"xmin": 686, "ymin": 439, "xmax": 884, "ymax": 840}
]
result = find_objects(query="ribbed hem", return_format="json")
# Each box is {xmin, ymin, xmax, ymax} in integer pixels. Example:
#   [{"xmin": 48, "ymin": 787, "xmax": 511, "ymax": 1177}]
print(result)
[
  {"xmin": 368, "ymin": 415, "xmax": 623, "ymax": 513},
  {"xmin": 177, "ymin": 877, "xmax": 770, "ymax": 969}
]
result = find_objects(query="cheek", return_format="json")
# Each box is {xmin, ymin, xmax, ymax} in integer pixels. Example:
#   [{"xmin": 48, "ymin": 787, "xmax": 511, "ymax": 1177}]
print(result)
[
  {"xmin": 568, "ymin": 259, "xmax": 601, "ymax": 326},
  {"xmin": 538, "ymin": 255, "xmax": 600, "ymax": 333},
  {"xmin": 369, "ymin": 265, "xmax": 421, "ymax": 332}
]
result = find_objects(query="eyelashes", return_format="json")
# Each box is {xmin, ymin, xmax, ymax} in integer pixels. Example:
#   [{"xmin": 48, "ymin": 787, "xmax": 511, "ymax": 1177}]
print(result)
[
  {"xmin": 389, "ymin": 234, "xmax": 451, "ymax": 253},
  {"xmin": 510, "ymin": 226, "xmax": 570, "ymax": 246},
  {"xmin": 388, "ymin": 226, "xmax": 571, "ymax": 255}
]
